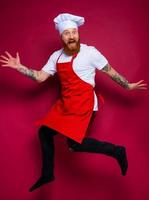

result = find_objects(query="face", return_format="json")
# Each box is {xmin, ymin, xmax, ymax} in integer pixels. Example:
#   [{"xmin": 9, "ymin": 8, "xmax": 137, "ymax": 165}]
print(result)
[{"xmin": 61, "ymin": 28, "xmax": 80, "ymax": 55}]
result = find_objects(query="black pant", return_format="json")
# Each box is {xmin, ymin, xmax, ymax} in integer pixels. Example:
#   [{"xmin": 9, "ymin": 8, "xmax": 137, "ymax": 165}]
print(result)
[{"xmin": 38, "ymin": 112, "xmax": 118, "ymax": 178}]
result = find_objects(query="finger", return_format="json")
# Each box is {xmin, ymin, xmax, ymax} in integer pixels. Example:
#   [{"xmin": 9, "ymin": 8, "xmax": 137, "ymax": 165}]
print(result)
[
  {"xmin": 0, "ymin": 55, "xmax": 9, "ymax": 60},
  {"xmin": 16, "ymin": 52, "xmax": 20, "ymax": 60},
  {"xmin": 16, "ymin": 52, "xmax": 19, "ymax": 57},
  {"xmin": 138, "ymin": 87, "xmax": 147, "ymax": 90},
  {"xmin": 136, "ymin": 81, "xmax": 146, "ymax": 86},
  {"xmin": 5, "ymin": 51, "xmax": 13, "ymax": 58},
  {"xmin": 136, "ymin": 80, "xmax": 144, "ymax": 84},
  {"xmin": 1, "ymin": 64, "xmax": 9, "ymax": 67},
  {"xmin": 138, "ymin": 84, "xmax": 147, "ymax": 87},
  {"xmin": 137, "ymin": 85, "xmax": 147, "ymax": 89},
  {"xmin": 138, "ymin": 85, "xmax": 147, "ymax": 89},
  {"xmin": 0, "ymin": 59, "xmax": 8, "ymax": 64}
]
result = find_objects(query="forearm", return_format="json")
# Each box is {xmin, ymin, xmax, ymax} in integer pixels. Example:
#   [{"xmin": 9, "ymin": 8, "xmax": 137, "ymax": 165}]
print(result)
[
  {"xmin": 0, "ymin": 51, "xmax": 50, "ymax": 83},
  {"xmin": 102, "ymin": 64, "xmax": 130, "ymax": 89},
  {"xmin": 110, "ymin": 67, "xmax": 129, "ymax": 89},
  {"xmin": 17, "ymin": 64, "xmax": 41, "ymax": 82}
]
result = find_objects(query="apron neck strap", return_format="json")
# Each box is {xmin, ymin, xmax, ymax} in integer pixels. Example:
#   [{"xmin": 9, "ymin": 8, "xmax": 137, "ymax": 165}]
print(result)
[
  {"xmin": 56, "ymin": 50, "xmax": 78, "ymax": 65},
  {"xmin": 71, "ymin": 53, "xmax": 78, "ymax": 63},
  {"xmin": 56, "ymin": 51, "xmax": 63, "ymax": 64}
]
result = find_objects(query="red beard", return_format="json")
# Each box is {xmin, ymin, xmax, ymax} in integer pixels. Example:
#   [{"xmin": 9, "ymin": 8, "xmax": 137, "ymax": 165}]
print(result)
[{"xmin": 62, "ymin": 39, "xmax": 80, "ymax": 56}]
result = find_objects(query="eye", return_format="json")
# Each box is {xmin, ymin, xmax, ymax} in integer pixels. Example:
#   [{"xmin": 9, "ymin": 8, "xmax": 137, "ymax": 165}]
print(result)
[
  {"xmin": 63, "ymin": 31, "xmax": 69, "ymax": 36},
  {"xmin": 72, "ymin": 30, "xmax": 77, "ymax": 34}
]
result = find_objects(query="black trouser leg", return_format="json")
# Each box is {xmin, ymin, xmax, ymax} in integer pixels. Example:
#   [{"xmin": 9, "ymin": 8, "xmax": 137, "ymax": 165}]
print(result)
[
  {"xmin": 67, "ymin": 110, "xmax": 117, "ymax": 156},
  {"xmin": 38, "ymin": 126, "xmax": 57, "ymax": 178},
  {"xmin": 67, "ymin": 137, "xmax": 128, "ymax": 176},
  {"xmin": 29, "ymin": 126, "xmax": 57, "ymax": 192},
  {"xmin": 67, "ymin": 137, "xmax": 116, "ymax": 156},
  {"xmin": 67, "ymin": 109, "xmax": 128, "ymax": 177}
]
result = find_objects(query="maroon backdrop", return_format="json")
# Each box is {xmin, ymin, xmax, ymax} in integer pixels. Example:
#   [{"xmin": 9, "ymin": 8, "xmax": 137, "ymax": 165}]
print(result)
[{"xmin": 0, "ymin": 0, "xmax": 149, "ymax": 200}]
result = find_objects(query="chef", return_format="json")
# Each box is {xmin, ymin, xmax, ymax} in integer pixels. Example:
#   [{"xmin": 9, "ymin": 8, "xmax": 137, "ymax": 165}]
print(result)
[{"xmin": 0, "ymin": 13, "xmax": 147, "ymax": 192}]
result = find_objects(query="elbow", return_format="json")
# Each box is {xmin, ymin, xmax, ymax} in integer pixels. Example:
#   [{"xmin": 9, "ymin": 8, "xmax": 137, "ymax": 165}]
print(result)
[
  {"xmin": 36, "ymin": 71, "xmax": 50, "ymax": 83},
  {"xmin": 35, "ymin": 76, "xmax": 45, "ymax": 83},
  {"xmin": 36, "ymin": 79, "xmax": 44, "ymax": 83},
  {"xmin": 36, "ymin": 75, "xmax": 49, "ymax": 83}
]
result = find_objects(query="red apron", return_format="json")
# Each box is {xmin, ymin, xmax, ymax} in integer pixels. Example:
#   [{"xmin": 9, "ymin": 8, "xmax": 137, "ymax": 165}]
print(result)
[{"xmin": 36, "ymin": 52, "xmax": 95, "ymax": 143}]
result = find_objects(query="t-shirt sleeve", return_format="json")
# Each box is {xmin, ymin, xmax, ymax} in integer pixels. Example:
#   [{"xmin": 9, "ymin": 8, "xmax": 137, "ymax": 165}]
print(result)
[
  {"xmin": 41, "ymin": 52, "xmax": 58, "ymax": 76},
  {"xmin": 90, "ymin": 47, "xmax": 108, "ymax": 70}
]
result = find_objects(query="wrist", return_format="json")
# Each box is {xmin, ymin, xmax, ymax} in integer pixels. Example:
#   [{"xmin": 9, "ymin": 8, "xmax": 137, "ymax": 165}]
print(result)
[
  {"xmin": 126, "ymin": 83, "xmax": 131, "ymax": 90},
  {"xmin": 17, "ymin": 64, "xmax": 25, "ymax": 71}
]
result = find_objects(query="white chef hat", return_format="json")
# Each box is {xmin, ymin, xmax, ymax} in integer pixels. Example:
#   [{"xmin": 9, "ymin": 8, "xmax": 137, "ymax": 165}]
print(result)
[{"xmin": 53, "ymin": 13, "xmax": 85, "ymax": 34}]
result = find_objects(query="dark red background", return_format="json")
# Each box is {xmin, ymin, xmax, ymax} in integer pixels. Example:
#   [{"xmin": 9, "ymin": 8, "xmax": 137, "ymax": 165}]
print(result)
[{"xmin": 0, "ymin": 0, "xmax": 149, "ymax": 200}]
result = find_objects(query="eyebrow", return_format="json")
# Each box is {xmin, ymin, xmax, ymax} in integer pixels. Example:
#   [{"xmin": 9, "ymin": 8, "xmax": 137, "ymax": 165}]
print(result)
[{"xmin": 63, "ymin": 29, "xmax": 77, "ymax": 33}]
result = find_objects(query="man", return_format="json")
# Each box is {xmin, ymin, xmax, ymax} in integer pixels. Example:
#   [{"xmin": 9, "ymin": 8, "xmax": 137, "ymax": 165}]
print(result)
[{"xmin": 0, "ymin": 13, "xmax": 147, "ymax": 192}]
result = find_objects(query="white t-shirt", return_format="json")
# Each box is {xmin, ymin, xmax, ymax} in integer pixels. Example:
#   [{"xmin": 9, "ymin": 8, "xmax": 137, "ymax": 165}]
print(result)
[{"xmin": 42, "ymin": 43, "xmax": 108, "ymax": 111}]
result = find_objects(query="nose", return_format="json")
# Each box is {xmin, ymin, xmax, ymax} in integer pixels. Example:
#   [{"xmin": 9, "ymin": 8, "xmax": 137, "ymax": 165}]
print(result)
[{"xmin": 69, "ymin": 33, "xmax": 74, "ymax": 39}]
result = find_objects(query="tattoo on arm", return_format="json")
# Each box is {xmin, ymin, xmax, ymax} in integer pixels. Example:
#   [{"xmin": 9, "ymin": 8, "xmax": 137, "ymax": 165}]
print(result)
[
  {"xmin": 18, "ymin": 67, "xmax": 37, "ymax": 80},
  {"xmin": 102, "ymin": 64, "xmax": 111, "ymax": 72},
  {"xmin": 111, "ymin": 73, "xmax": 129, "ymax": 89},
  {"xmin": 102, "ymin": 64, "xmax": 129, "ymax": 89}
]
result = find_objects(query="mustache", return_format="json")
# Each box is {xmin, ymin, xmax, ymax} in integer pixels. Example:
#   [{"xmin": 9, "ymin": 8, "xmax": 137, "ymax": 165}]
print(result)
[{"xmin": 67, "ymin": 39, "xmax": 77, "ymax": 44}]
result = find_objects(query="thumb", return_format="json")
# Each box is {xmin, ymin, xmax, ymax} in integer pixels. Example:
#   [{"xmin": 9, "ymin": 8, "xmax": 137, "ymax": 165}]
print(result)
[{"xmin": 16, "ymin": 52, "xmax": 20, "ymax": 61}]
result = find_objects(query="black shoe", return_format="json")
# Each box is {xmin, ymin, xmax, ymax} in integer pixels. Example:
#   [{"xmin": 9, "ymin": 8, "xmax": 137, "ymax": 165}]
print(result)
[
  {"xmin": 115, "ymin": 146, "xmax": 128, "ymax": 176},
  {"xmin": 29, "ymin": 176, "xmax": 55, "ymax": 192}
]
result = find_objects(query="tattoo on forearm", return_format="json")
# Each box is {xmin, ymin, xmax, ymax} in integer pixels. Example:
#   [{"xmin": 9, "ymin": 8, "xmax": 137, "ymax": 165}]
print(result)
[
  {"xmin": 111, "ymin": 73, "xmax": 129, "ymax": 89},
  {"xmin": 102, "ymin": 64, "xmax": 111, "ymax": 72},
  {"xmin": 18, "ymin": 67, "xmax": 37, "ymax": 80},
  {"xmin": 28, "ymin": 69, "xmax": 37, "ymax": 80}
]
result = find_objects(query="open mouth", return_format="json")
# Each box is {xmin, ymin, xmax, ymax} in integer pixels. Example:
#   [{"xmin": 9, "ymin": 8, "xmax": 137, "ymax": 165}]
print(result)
[{"xmin": 68, "ymin": 40, "xmax": 76, "ymax": 44}]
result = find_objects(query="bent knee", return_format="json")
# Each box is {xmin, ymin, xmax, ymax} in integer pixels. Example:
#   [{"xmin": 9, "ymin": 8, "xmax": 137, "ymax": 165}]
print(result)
[{"xmin": 67, "ymin": 138, "xmax": 80, "ymax": 151}]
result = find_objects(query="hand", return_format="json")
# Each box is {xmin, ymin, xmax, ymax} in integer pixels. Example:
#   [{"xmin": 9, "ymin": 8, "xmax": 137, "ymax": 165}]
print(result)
[
  {"xmin": 0, "ymin": 51, "xmax": 21, "ymax": 69},
  {"xmin": 128, "ymin": 80, "xmax": 147, "ymax": 90}
]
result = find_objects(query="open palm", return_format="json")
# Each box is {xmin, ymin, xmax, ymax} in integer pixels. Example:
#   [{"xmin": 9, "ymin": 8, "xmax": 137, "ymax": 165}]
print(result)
[
  {"xmin": 128, "ymin": 80, "xmax": 147, "ymax": 90},
  {"xmin": 0, "ymin": 51, "xmax": 21, "ymax": 69}
]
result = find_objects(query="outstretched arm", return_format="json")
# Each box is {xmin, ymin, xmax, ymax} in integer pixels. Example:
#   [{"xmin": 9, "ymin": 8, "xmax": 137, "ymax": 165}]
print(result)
[
  {"xmin": 101, "ymin": 64, "xmax": 147, "ymax": 90},
  {"xmin": 0, "ymin": 51, "xmax": 51, "ymax": 83}
]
